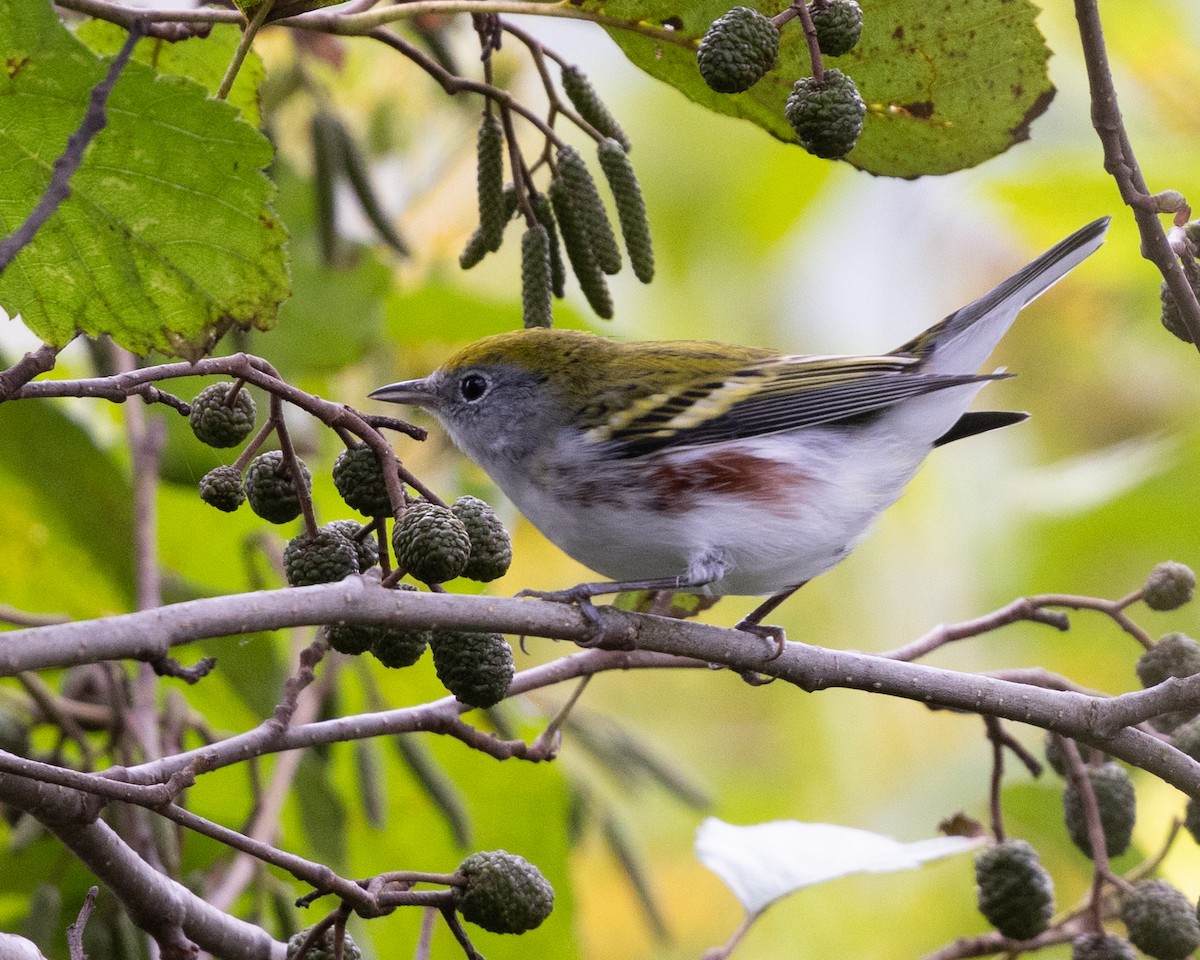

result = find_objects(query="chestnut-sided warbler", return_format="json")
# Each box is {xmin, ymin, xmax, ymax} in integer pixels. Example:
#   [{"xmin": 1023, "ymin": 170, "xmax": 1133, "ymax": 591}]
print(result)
[{"xmin": 372, "ymin": 218, "xmax": 1109, "ymax": 646}]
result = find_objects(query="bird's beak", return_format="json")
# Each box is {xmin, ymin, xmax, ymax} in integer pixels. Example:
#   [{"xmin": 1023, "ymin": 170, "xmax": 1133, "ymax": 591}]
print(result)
[{"xmin": 369, "ymin": 377, "xmax": 436, "ymax": 407}]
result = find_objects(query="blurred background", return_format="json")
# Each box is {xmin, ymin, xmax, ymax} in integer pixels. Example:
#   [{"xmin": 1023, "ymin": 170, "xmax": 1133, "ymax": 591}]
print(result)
[{"xmin": 3, "ymin": 1, "xmax": 1200, "ymax": 957}]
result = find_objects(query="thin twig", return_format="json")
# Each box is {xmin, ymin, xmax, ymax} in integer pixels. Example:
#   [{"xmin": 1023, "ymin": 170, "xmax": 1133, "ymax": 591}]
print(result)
[
  {"xmin": 1073, "ymin": 0, "xmax": 1200, "ymax": 347},
  {"xmin": 66, "ymin": 886, "xmax": 99, "ymax": 960},
  {"xmin": 0, "ymin": 21, "xmax": 144, "ymax": 273},
  {"xmin": 216, "ymin": 0, "xmax": 275, "ymax": 101}
]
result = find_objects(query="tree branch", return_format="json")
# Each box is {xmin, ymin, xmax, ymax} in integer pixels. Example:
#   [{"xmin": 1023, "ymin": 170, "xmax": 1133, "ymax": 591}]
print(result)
[
  {"xmin": 3, "ymin": 578, "xmax": 1200, "ymax": 798},
  {"xmin": 1074, "ymin": 0, "xmax": 1200, "ymax": 348}
]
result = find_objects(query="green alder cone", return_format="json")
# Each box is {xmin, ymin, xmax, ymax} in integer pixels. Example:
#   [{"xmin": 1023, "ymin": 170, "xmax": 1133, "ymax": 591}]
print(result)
[
  {"xmin": 286, "ymin": 927, "xmax": 362, "ymax": 960},
  {"xmin": 451, "ymin": 496, "xmax": 513, "ymax": 581},
  {"xmin": 325, "ymin": 622, "xmax": 376, "ymax": 656},
  {"xmin": 189, "ymin": 382, "xmax": 256, "ymax": 448},
  {"xmin": 1160, "ymin": 278, "xmax": 1200, "ymax": 344},
  {"xmin": 324, "ymin": 519, "xmax": 379, "ymax": 572},
  {"xmin": 549, "ymin": 175, "xmax": 613, "ymax": 319},
  {"xmin": 1120, "ymin": 880, "xmax": 1200, "ymax": 960},
  {"xmin": 531, "ymin": 192, "xmax": 567, "ymax": 298},
  {"xmin": 810, "ymin": 0, "xmax": 864, "ymax": 57},
  {"xmin": 520, "ymin": 225, "xmax": 554, "ymax": 329},
  {"xmin": 974, "ymin": 839, "xmax": 1055, "ymax": 941},
  {"xmin": 1062, "ymin": 762, "xmax": 1136, "ymax": 859},
  {"xmin": 1072, "ymin": 933, "xmax": 1138, "ymax": 960},
  {"xmin": 367, "ymin": 582, "xmax": 429, "ymax": 668},
  {"xmin": 697, "ymin": 6, "xmax": 780, "ymax": 94},
  {"xmin": 476, "ymin": 114, "xmax": 507, "ymax": 253},
  {"xmin": 597, "ymin": 139, "xmax": 654, "ymax": 284},
  {"xmin": 561, "ymin": 65, "xmax": 631, "ymax": 151},
  {"xmin": 785, "ymin": 69, "xmax": 866, "ymax": 159},
  {"xmin": 392, "ymin": 502, "xmax": 471, "ymax": 584},
  {"xmin": 460, "ymin": 184, "xmax": 518, "ymax": 270},
  {"xmin": 1142, "ymin": 561, "xmax": 1196, "ymax": 611},
  {"xmin": 1184, "ymin": 796, "xmax": 1200, "ymax": 845},
  {"xmin": 283, "ymin": 528, "xmax": 359, "ymax": 587},
  {"xmin": 454, "ymin": 850, "xmax": 554, "ymax": 934},
  {"xmin": 244, "ymin": 451, "xmax": 312, "ymax": 524},
  {"xmin": 429, "ymin": 629, "xmax": 514, "ymax": 709},
  {"xmin": 199, "ymin": 465, "xmax": 245, "ymax": 512},
  {"xmin": 1136, "ymin": 632, "xmax": 1200, "ymax": 730},
  {"xmin": 332, "ymin": 445, "xmax": 392, "ymax": 517},
  {"xmin": 555, "ymin": 145, "xmax": 621, "ymax": 275}
]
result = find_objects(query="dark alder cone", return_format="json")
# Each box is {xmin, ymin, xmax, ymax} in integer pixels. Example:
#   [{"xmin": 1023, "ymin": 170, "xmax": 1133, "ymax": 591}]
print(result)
[
  {"xmin": 244, "ymin": 451, "xmax": 312, "ymax": 524},
  {"xmin": 454, "ymin": 850, "xmax": 554, "ymax": 934},
  {"xmin": 1142, "ymin": 561, "xmax": 1196, "ymax": 611},
  {"xmin": 283, "ymin": 528, "xmax": 359, "ymax": 587},
  {"xmin": 1062, "ymin": 762, "xmax": 1136, "ymax": 859},
  {"xmin": 325, "ymin": 622, "xmax": 375, "ymax": 656},
  {"xmin": 451, "ymin": 496, "xmax": 513, "ymax": 582},
  {"xmin": 974, "ymin": 840, "xmax": 1055, "ymax": 941},
  {"xmin": 697, "ymin": 6, "xmax": 780, "ymax": 94},
  {"xmin": 430, "ymin": 629, "xmax": 514, "ymax": 708},
  {"xmin": 1120, "ymin": 880, "xmax": 1200, "ymax": 960},
  {"xmin": 323, "ymin": 520, "xmax": 379, "ymax": 572},
  {"xmin": 597, "ymin": 138, "xmax": 654, "ymax": 284},
  {"xmin": 286, "ymin": 927, "xmax": 361, "ymax": 960},
  {"xmin": 199, "ymin": 465, "xmax": 245, "ymax": 512},
  {"xmin": 189, "ymin": 382, "xmax": 256, "ymax": 448},
  {"xmin": 332, "ymin": 446, "xmax": 392, "ymax": 517},
  {"xmin": 785, "ymin": 69, "xmax": 866, "ymax": 159},
  {"xmin": 1184, "ymin": 795, "xmax": 1200, "ymax": 845},
  {"xmin": 1136, "ymin": 632, "xmax": 1200, "ymax": 730},
  {"xmin": 810, "ymin": 0, "xmax": 864, "ymax": 57},
  {"xmin": 392, "ymin": 502, "xmax": 471, "ymax": 584},
  {"xmin": 1160, "ymin": 277, "xmax": 1200, "ymax": 344}
]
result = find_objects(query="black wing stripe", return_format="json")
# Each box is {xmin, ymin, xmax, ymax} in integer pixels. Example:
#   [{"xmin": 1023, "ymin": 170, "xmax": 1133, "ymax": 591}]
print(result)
[{"xmin": 608, "ymin": 372, "xmax": 1003, "ymax": 458}]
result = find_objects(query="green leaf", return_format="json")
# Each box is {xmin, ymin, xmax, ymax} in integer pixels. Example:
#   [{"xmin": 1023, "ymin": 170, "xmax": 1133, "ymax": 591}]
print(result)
[
  {"xmin": 74, "ymin": 22, "xmax": 265, "ymax": 128},
  {"xmin": 590, "ymin": 0, "xmax": 1054, "ymax": 177},
  {"xmin": 0, "ymin": 393, "xmax": 135, "ymax": 608},
  {"xmin": 0, "ymin": 1, "xmax": 288, "ymax": 359}
]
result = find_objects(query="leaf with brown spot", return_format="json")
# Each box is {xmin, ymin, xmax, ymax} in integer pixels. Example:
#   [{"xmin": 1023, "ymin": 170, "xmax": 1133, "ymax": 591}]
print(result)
[{"xmin": 584, "ymin": 0, "xmax": 1054, "ymax": 177}]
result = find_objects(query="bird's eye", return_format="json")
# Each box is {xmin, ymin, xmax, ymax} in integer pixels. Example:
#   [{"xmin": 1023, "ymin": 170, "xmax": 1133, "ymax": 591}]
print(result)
[{"xmin": 459, "ymin": 373, "xmax": 489, "ymax": 402}]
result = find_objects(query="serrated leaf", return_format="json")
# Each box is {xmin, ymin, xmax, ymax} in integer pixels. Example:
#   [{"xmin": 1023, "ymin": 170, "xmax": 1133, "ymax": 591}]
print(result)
[
  {"xmin": 589, "ymin": 0, "xmax": 1053, "ymax": 177},
  {"xmin": 0, "ymin": 0, "xmax": 288, "ymax": 359},
  {"xmin": 74, "ymin": 22, "xmax": 265, "ymax": 128},
  {"xmin": 696, "ymin": 817, "xmax": 982, "ymax": 914}
]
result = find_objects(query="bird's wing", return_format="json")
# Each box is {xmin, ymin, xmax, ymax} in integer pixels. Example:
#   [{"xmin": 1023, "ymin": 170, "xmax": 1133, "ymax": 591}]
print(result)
[{"xmin": 591, "ymin": 354, "xmax": 1005, "ymax": 459}]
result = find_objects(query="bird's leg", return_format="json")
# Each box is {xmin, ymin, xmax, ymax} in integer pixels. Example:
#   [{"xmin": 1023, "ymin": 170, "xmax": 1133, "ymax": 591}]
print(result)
[
  {"xmin": 518, "ymin": 551, "xmax": 727, "ymax": 647},
  {"xmin": 735, "ymin": 582, "xmax": 808, "ymax": 660}
]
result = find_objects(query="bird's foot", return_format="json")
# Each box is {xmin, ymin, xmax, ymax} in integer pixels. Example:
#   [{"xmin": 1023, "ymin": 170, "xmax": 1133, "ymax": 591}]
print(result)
[
  {"xmin": 734, "ymin": 618, "xmax": 787, "ymax": 661},
  {"xmin": 517, "ymin": 584, "xmax": 633, "ymax": 649}
]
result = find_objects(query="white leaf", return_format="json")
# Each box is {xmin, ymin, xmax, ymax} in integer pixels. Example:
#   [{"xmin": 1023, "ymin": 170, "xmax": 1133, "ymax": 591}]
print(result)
[
  {"xmin": 695, "ymin": 817, "xmax": 982, "ymax": 915},
  {"xmin": 0, "ymin": 934, "xmax": 49, "ymax": 960}
]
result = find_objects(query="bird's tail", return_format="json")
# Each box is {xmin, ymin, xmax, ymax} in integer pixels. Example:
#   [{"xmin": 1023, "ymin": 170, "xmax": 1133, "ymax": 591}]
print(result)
[{"xmin": 895, "ymin": 217, "xmax": 1111, "ymax": 375}]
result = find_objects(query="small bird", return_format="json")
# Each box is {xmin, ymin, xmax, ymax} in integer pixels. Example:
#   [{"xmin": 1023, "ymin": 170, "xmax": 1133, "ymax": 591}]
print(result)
[{"xmin": 371, "ymin": 217, "xmax": 1110, "ymax": 648}]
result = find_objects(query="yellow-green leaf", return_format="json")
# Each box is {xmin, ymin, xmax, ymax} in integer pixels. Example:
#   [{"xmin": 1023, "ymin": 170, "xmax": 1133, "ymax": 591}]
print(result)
[
  {"xmin": 591, "ymin": 0, "xmax": 1054, "ymax": 177},
  {"xmin": 0, "ymin": 1, "xmax": 288, "ymax": 359}
]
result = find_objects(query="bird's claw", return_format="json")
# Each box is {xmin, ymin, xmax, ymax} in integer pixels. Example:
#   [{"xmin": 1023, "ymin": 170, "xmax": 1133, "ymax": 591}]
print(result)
[
  {"xmin": 517, "ymin": 586, "xmax": 633, "ymax": 649},
  {"xmin": 734, "ymin": 620, "xmax": 787, "ymax": 661}
]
